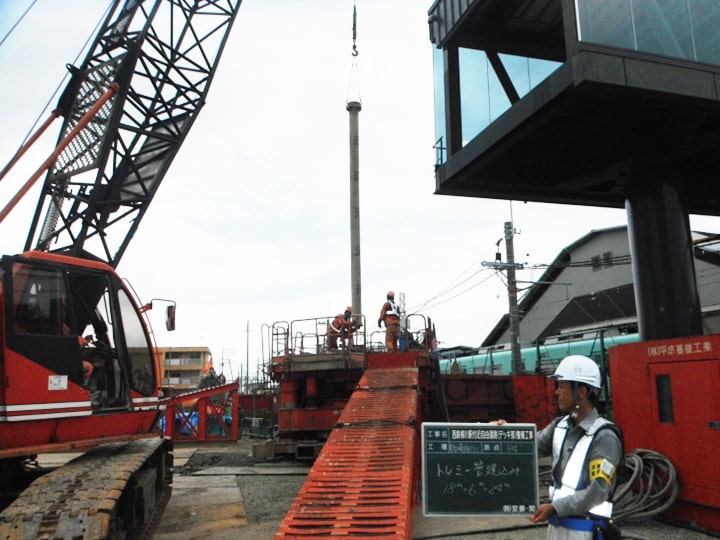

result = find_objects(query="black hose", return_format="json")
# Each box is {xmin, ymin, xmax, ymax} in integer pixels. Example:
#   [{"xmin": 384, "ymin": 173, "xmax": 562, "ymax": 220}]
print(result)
[
  {"xmin": 613, "ymin": 449, "xmax": 679, "ymax": 523},
  {"xmin": 537, "ymin": 448, "xmax": 679, "ymax": 523}
]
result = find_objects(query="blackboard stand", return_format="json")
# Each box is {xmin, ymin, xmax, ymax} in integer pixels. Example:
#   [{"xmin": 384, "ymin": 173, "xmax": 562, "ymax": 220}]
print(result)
[{"xmin": 421, "ymin": 422, "xmax": 539, "ymax": 517}]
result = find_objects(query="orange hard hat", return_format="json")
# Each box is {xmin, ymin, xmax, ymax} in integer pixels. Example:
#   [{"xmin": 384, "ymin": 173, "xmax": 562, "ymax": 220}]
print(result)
[
  {"xmin": 346, "ymin": 306, "xmax": 352, "ymax": 312},
  {"xmin": 387, "ymin": 291, "xmax": 394, "ymax": 298}
]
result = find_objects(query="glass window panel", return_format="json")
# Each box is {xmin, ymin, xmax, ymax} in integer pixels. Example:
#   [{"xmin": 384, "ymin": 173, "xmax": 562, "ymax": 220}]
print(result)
[
  {"xmin": 633, "ymin": 0, "xmax": 693, "ymax": 61},
  {"xmin": 576, "ymin": 0, "xmax": 635, "ymax": 50},
  {"xmin": 689, "ymin": 0, "xmax": 720, "ymax": 65},
  {"xmin": 459, "ymin": 48, "xmax": 495, "ymax": 145},
  {"xmin": 577, "ymin": 0, "xmax": 720, "ymax": 67},
  {"xmin": 499, "ymin": 54, "xmax": 561, "ymax": 98},
  {"xmin": 432, "ymin": 47, "xmax": 447, "ymax": 164},
  {"xmin": 118, "ymin": 289, "xmax": 155, "ymax": 395},
  {"xmin": 13, "ymin": 263, "xmax": 67, "ymax": 336}
]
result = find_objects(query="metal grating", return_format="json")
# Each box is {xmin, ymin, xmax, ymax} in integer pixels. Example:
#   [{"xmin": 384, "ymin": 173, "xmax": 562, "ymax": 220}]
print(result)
[{"xmin": 275, "ymin": 368, "xmax": 419, "ymax": 538}]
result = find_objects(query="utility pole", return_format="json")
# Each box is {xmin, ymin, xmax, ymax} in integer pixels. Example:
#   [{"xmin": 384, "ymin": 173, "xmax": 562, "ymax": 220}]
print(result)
[
  {"xmin": 482, "ymin": 222, "xmax": 524, "ymax": 375},
  {"xmin": 245, "ymin": 320, "xmax": 249, "ymax": 394}
]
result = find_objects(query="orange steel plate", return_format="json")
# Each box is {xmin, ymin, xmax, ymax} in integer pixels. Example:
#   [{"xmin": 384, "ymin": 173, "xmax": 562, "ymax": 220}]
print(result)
[{"xmin": 275, "ymin": 367, "xmax": 420, "ymax": 538}]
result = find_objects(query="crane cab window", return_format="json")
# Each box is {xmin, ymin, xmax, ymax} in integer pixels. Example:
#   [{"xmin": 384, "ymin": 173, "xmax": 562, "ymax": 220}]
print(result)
[
  {"xmin": 13, "ymin": 264, "xmax": 68, "ymax": 336},
  {"xmin": 7, "ymin": 258, "xmax": 155, "ymax": 401}
]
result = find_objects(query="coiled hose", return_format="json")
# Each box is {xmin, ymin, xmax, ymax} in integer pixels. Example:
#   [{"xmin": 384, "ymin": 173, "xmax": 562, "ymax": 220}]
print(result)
[
  {"xmin": 612, "ymin": 448, "xmax": 679, "ymax": 523},
  {"xmin": 538, "ymin": 448, "xmax": 679, "ymax": 523}
]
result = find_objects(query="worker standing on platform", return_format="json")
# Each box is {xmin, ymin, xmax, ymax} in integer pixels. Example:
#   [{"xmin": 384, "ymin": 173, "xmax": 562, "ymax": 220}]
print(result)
[
  {"xmin": 378, "ymin": 291, "xmax": 400, "ymax": 352},
  {"xmin": 529, "ymin": 355, "xmax": 623, "ymax": 540},
  {"xmin": 327, "ymin": 307, "xmax": 352, "ymax": 351}
]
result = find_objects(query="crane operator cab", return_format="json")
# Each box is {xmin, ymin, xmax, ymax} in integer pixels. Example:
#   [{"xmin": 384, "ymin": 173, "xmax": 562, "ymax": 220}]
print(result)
[{"xmin": 3, "ymin": 252, "xmax": 158, "ymax": 413}]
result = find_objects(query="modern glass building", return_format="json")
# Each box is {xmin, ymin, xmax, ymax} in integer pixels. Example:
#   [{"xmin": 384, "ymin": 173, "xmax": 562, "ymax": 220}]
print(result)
[{"xmin": 428, "ymin": 0, "xmax": 720, "ymax": 341}]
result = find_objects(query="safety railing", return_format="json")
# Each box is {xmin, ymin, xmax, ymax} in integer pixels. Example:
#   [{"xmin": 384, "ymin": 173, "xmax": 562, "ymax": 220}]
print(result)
[
  {"xmin": 161, "ymin": 382, "xmax": 239, "ymax": 442},
  {"xmin": 270, "ymin": 315, "xmax": 368, "ymax": 357}
]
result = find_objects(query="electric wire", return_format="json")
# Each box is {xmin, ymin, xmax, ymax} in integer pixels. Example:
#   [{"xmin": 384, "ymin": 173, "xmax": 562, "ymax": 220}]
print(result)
[
  {"xmin": 409, "ymin": 243, "xmax": 498, "ymax": 312},
  {"xmin": 410, "ymin": 248, "xmax": 632, "ymax": 315},
  {"xmin": 411, "ymin": 269, "xmax": 497, "ymax": 313},
  {"xmin": 407, "ymin": 231, "xmax": 716, "ymax": 325}
]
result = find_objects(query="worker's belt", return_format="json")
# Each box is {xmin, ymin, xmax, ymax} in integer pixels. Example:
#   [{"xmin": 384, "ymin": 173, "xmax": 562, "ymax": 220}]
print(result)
[
  {"xmin": 550, "ymin": 515, "xmax": 621, "ymax": 540},
  {"xmin": 548, "ymin": 515, "xmax": 604, "ymax": 532}
]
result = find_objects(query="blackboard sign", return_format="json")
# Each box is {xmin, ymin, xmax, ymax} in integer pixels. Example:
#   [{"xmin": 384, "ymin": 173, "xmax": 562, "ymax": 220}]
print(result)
[{"xmin": 421, "ymin": 422, "xmax": 539, "ymax": 517}]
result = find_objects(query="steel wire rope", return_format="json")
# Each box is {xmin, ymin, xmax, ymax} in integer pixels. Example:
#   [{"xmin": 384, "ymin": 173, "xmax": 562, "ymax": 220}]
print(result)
[
  {"xmin": 0, "ymin": 0, "xmax": 38, "ymax": 48},
  {"xmin": 346, "ymin": 1, "xmax": 361, "ymax": 103},
  {"xmin": 5, "ymin": 2, "xmax": 112, "ymax": 151}
]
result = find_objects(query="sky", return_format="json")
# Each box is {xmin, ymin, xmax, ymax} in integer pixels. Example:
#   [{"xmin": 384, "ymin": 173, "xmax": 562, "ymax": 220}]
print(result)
[{"xmin": 0, "ymin": 1, "xmax": 717, "ymax": 382}]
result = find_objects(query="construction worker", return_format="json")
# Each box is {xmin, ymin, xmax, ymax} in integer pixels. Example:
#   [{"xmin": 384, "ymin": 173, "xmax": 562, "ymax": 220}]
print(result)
[
  {"xmin": 327, "ymin": 307, "xmax": 352, "ymax": 351},
  {"xmin": 378, "ymin": 291, "xmax": 400, "ymax": 352},
  {"xmin": 530, "ymin": 355, "xmax": 623, "ymax": 539}
]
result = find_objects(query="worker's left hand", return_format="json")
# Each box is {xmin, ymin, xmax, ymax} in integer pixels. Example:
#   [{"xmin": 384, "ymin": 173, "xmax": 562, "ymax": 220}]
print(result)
[{"xmin": 529, "ymin": 503, "xmax": 555, "ymax": 524}]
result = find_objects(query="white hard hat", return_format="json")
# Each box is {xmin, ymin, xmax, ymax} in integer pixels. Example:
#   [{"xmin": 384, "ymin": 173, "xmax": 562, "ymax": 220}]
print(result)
[{"xmin": 551, "ymin": 355, "xmax": 601, "ymax": 389}]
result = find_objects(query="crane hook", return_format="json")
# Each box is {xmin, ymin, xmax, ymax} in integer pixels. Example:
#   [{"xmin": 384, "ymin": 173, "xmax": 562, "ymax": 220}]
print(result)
[{"xmin": 351, "ymin": 2, "xmax": 358, "ymax": 57}]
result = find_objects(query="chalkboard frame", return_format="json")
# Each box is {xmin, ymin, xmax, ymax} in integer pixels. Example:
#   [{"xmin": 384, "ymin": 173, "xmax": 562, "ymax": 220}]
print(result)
[{"xmin": 421, "ymin": 422, "xmax": 539, "ymax": 517}]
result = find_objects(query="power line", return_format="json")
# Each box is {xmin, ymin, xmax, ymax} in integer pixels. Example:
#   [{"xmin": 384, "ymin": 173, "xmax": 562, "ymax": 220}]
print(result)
[
  {"xmin": 412, "ymin": 271, "xmax": 497, "ymax": 312},
  {"xmin": 409, "ymin": 241, "xmax": 499, "ymax": 312}
]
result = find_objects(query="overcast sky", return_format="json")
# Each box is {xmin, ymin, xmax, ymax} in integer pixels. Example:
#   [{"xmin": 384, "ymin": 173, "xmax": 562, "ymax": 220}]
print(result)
[{"xmin": 1, "ymin": 1, "xmax": 716, "ymax": 381}]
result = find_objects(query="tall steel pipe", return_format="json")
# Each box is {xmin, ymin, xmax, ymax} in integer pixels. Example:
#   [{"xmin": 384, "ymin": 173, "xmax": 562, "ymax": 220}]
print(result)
[{"xmin": 347, "ymin": 100, "xmax": 362, "ymax": 317}]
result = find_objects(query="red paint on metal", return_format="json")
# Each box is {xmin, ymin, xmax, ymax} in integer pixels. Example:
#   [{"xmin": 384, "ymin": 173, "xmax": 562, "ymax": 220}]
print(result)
[
  {"xmin": 275, "ymin": 368, "xmax": 420, "ymax": 538},
  {"xmin": 610, "ymin": 334, "xmax": 720, "ymax": 533},
  {"xmin": 164, "ymin": 382, "xmax": 239, "ymax": 442},
  {"xmin": 512, "ymin": 374, "xmax": 557, "ymax": 427},
  {"xmin": 439, "ymin": 373, "xmax": 556, "ymax": 425},
  {"xmin": 366, "ymin": 351, "xmax": 421, "ymax": 369}
]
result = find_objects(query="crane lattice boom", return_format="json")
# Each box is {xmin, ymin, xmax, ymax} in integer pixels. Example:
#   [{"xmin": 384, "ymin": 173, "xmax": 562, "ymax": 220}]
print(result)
[{"xmin": 26, "ymin": 0, "xmax": 241, "ymax": 267}]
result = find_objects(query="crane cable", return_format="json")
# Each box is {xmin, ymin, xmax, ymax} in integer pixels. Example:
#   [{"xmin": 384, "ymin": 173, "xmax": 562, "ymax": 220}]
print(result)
[
  {"xmin": 0, "ymin": 2, "xmax": 112, "ymax": 188},
  {"xmin": 351, "ymin": 2, "xmax": 359, "ymax": 57},
  {"xmin": 0, "ymin": 0, "xmax": 38, "ymax": 49},
  {"xmin": 346, "ymin": 1, "xmax": 361, "ymax": 103}
]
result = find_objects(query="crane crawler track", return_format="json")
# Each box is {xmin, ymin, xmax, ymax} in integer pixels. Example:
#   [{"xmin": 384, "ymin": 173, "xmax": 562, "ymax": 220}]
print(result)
[{"xmin": 0, "ymin": 437, "xmax": 172, "ymax": 540}]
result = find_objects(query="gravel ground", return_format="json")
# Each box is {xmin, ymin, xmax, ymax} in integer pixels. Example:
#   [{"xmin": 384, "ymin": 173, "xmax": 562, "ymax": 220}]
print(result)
[
  {"xmin": 179, "ymin": 440, "xmax": 720, "ymax": 540},
  {"xmin": 417, "ymin": 519, "xmax": 720, "ymax": 540}
]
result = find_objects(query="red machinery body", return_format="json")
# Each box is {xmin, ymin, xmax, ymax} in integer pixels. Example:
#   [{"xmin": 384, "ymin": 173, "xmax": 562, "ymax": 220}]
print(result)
[
  {"xmin": 441, "ymin": 373, "xmax": 556, "ymax": 426},
  {"xmin": 0, "ymin": 251, "xmax": 163, "ymax": 458},
  {"xmin": 264, "ymin": 317, "xmax": 443, "ymax": 460},
  {"xmin": 267, "ymin": 317, "xmax": 370, "ymax": 459},
  {"xmin": 610, "ymin": 334, "xmax": 720, "ymax": 532}
]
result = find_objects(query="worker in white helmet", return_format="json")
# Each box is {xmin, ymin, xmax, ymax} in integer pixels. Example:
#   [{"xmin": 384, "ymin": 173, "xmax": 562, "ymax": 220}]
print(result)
[{"xmin": 530, "ymin": 355, "xmax": 624, "ymax": 539}]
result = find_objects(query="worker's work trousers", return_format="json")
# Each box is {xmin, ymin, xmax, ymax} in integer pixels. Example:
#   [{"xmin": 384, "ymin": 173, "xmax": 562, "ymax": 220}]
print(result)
[
  {"xmin": 327, "ymin": 330, "xmax": 350, "ymax": 351},
  {"xmin": 385, "ymin": 321, "xmax": 400, "ymax": 352}
]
